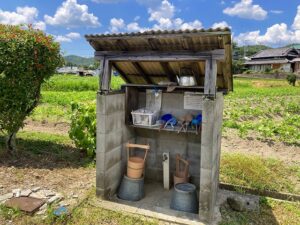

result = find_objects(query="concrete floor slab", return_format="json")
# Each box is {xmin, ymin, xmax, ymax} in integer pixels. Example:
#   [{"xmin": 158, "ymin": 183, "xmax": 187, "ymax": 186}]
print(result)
[{"xmin": 96, "ymin": 182, "xmax": 206, "ymax": 225}]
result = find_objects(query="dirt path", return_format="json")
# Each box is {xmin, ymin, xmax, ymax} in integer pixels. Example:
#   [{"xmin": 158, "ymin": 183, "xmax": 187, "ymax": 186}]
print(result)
[
  {"xmin": 22, "ymin": 119, "xmax": 70, "ymax": 136},
  {"xmin": 222, "ymin": 129, "xmax": 300, "ymax": 165}
]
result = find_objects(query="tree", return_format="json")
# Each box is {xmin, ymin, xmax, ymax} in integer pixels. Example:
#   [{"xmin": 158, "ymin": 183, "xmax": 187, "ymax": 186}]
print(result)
[{"xmin": 0, "ymin": 25, "xmax": 63, "ymax": 153}]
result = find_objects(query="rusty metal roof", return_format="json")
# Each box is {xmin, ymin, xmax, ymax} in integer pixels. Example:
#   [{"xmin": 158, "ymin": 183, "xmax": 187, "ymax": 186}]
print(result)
[{"xmin": 85, "ymin": 28, "xmax": 233, "ymax": 91}]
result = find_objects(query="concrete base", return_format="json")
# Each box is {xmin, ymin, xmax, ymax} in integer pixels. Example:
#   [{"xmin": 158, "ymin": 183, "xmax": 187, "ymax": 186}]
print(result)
[{"xmin": 108, "ymin": 182, "xmax": 205, "ymax": 225}]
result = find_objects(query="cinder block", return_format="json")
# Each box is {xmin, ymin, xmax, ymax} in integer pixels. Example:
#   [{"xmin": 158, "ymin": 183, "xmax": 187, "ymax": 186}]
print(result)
[
  {"xmin": 200, "ymin": 144, "xmax": 213, "ymax": 169},
  {"xmin": 96, "ymin": 151, "xmax": 105, "ymax": 172},
  {"xmin": 104, "ymin": 146, "xmax": 122, "ymax": 171},
  {"xmin": 104, "ymin": 161, "xmax": 123, "ymax": 190},
  {"xmin": 199, "ymin": 168, "xmax": 213, "ymax": 192},
  {"xmin": 97, "ymin": 93, "xmax": 125, "ymax": 115},
  {"xmin": 199, "ymin": 190, "xmax": 212, "ymax": 212},
  {"xmin": 96, "ymin": 171, "xmax": 105, "ymax": 189},
  {"xmin": 97, "ymin": 111, "xmax": 125, "ymax": 134}
]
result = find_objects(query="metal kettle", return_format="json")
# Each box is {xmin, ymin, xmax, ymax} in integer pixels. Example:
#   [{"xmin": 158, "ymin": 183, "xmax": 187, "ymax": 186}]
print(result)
[{"xmin": 177, "ymin": 67, "xmax": 196, "ymax": 86}]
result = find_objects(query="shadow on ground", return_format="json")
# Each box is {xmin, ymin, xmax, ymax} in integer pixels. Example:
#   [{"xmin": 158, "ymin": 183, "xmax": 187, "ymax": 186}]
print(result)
[{"xmin": 0, "ymin": 136, "xmax": 94, "ymax": 169}]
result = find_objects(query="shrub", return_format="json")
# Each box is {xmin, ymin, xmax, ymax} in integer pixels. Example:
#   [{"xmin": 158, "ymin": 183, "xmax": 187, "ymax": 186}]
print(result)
[
  {"xmin": 69, "ymin": 102, "xmax": 96, "ymax": 157},
  {"xmin": 287, "ymin": 73, "xmax": 297, "ymax": 86},
  {"xmin": 264, "ymin": 67, "xmax": 272, "ymax": 74},
  {"xmin": 0, "ymin": 24, "xmax": 63, "ymax": 152}
]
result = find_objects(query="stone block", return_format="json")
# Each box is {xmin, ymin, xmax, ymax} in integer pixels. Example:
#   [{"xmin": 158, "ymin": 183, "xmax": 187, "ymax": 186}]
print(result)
[
  {"xmin": 97, "ymin": 93, "xmax": 125, "ymax": 115},
  {"xmin": 104, "ymin": 146, "xmax": 122, "ymax": 171},
  {"xmin": 199, "ymin": 168, "xmax": 213, "ymax": 192},
  {"xmin": 97, "ymin": 111, "xmax": 125, "ymax": 134}
]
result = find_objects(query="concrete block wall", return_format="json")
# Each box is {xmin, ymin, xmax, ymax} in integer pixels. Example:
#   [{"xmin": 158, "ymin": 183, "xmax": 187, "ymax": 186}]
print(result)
[
  {"xmin": 96, "ymin": 92, "xmax": 135, "ymax": 199},
  {"xmin": 135, "ymin": 92, "xmax": 202, "ymax": 187},
  {"xmin": 199, "ymin": 92, "xmax": 224, "ymax": 223},
  {"xmin": 135, "ymin": 129, "xmax": 201, "ymax": 187}
]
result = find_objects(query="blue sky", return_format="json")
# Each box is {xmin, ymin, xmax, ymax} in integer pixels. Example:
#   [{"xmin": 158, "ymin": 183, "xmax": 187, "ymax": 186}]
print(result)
[{"xmin": 1, "ymin": 0, "xmax": 300, "ymax": 57}]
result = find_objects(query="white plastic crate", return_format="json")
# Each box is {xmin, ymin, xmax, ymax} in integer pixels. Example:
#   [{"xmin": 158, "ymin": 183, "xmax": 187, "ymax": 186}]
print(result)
[{"xmin": 131, "ymin": 108, "xmax": 159, "ymax": 126}]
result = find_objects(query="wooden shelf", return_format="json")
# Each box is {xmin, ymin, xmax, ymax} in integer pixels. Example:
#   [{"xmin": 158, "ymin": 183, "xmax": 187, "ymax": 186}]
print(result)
[{"xmin": 129, "ymin": 124, "xmax": 201, "ymax": 135}]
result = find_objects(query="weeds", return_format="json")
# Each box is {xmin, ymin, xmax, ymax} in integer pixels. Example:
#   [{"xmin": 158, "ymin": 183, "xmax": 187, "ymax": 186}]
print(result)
[{"xmin": 220, "ymin": 153, "xmax": 300, "ymax": 194}]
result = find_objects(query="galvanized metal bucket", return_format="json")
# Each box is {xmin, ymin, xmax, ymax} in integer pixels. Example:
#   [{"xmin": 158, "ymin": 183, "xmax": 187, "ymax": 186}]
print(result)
[
  {"xmin": 170, "ymin": 183, "xmax": 198, "ymax": 214},
  {"xmin": 118, "ymin": 175, "xmax": 144, "ymax": 201}
]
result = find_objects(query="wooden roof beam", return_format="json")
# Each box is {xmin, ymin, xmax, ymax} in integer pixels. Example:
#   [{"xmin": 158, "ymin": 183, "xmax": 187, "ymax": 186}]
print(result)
[
  {"xmin": 160, "ymin": 62, "xmax": 178, "ymax": 83},
  {"xmin": 132, "ymin": 62, "xmax": 154, "ymax": 84},
  {"xmin": 112, "ymin": 62, "xmax": 131, "ymax": 83}
]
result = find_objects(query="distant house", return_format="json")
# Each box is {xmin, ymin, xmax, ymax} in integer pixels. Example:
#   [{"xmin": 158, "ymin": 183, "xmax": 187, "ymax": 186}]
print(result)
[
  {"xmin": 244, "ymin": 47, "xmax": 300, "ymax": 73},
  {"xmin": 57, "ymin": 66, "xmax": 79, "ymax": 74}
]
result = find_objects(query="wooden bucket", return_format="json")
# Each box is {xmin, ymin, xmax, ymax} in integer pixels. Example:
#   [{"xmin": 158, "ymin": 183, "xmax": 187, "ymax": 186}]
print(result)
[
  {"xmin": 174, "ymin": 154, "xmax": 189, "ymax": 185},
  {"xmin": 126, "ymin": 143, "xmax": 150, "ymax": 179}
]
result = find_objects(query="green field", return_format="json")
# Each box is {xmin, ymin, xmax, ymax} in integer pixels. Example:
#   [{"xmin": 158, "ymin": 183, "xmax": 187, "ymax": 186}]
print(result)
[{"xmin": 35, "ymin": 75, "xmax": 300, "ymax": 145}]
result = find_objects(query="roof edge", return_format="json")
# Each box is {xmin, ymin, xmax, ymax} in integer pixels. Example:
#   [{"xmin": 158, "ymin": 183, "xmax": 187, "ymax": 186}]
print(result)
[{"xmin": 85, "ymin": 28, "xmax": 231, "ymax": 39}]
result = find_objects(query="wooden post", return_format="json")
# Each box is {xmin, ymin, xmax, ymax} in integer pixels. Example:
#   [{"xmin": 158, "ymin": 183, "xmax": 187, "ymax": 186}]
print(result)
[
  {"xmin": 98, "ymin": 57, "xmax": 105, "ymax": 92},
  {"xmin": 101, "ymin": 59, "xmax": 112, "ymax": 93},
  {"xmin": 204, "ymin": 58, "xmax": 217, "ymax": 97}
]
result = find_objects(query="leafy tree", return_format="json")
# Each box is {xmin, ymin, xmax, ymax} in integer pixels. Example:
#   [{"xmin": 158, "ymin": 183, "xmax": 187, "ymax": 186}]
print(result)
[{"xmin": 0, "ymin": 25, "xmax": 63, "ymax": 153}]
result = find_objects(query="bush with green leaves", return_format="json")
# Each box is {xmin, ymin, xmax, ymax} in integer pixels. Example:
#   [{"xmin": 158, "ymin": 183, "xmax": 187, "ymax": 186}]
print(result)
[
  {"xmin": 69, "ymin": 102, "xmax": 96, "ymax": 157},
  {"xmin": 287, "ymin": 73, "xmax": 297, "ymax": 86},
  {"xmin": 0, "ymin": 24, "xmax": 63, "ymax": 152}
]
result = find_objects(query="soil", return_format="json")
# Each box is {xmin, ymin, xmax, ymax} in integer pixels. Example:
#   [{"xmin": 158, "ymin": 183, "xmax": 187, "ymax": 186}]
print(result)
[
  {"xmin": 22, "ymin": 119, "xmax": 70, "ymax": 136},
  {"xmin": 222, "ymin": 129, "xmax": 300, "ymax": 165}
]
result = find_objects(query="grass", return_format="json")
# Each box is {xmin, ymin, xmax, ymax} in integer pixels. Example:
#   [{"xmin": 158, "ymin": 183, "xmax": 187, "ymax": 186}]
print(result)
[
  {"xmin": 0, "ymin": 189, "xmax": 158, "ymax": 225},
  {"xmin": 220, "ymin": 197, "xmax": 300, "ymax": 225},
  {"xmin": 31, "ymin": 74, "xmax": 124, "ymax": 123},
  {"xmin": 0, "ymin": 204, "xmax": 22, "ymax": 221},
  {"xmin": 0, "ymin": 131, "xmax": 93, "ymax": 168},
  {"xmin": 220, "ymin": 153, "xmax": 300, "ymax": 194}
]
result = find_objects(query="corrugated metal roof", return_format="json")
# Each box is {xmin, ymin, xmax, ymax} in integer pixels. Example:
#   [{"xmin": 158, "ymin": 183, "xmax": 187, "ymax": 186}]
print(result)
[
  {"xmin": 251, "ymin": 48, "xmax": 298, "ymax": 59},
  {"xmin": 85, "ymin": 28, "xmax": 231, "ymax": 38},
  {"xmin": 85, "ymin": 28, "xmax": 232, "ymax": 91},
  {"xmin": 244, "ymin": 59, "xmax": 289, "ymax": 65}
]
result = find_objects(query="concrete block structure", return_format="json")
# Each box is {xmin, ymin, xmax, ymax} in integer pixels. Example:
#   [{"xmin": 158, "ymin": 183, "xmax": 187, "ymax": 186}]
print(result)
[{"xmin": 86, "ymin": 28, "xmax": 232, "ymax": 223}]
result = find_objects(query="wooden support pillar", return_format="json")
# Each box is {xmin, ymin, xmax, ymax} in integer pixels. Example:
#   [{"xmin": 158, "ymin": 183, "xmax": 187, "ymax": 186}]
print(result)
[
  {"xmin": 98, "ymin": 57, "xmax": 105, "ymax": 91},
  {"xmin": 100, "ymin": 58, "xmax": 112, "ymax": 93},
  {"xmin": 204, "ymin": 58, "xmax": 217, "ymax": 97}
]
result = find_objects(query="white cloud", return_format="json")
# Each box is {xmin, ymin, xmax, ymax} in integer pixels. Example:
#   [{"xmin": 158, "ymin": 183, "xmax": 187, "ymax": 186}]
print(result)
[
  {"xmin": 44, "ymin": 0, "xmax": 100, "ymax": 28},
  {"xmin": 223, "ymin": 0, "xmax": 267, "ymax": 20},
  {"xmin": 66, "ymin": 32, "xmax": 81, "ymax": 39},
  {"xmin": 235, "ymin": 6, "xmax": 300, "ymax": 46},
  {"xmin": 148, "ymin": 0, "xmax": 175, "ymax": 22},
  {"xmin": 235, "ymin": 23, "xmax": 300, "ymax": 46},
  {"xmin": 92, "ymin": 0, "xmax": 124, "ymax": 3},
  {"xmin": 54, "ymin": 32, "xmax": 81, "ymax": 43},
  {"xmin": 107, "ymin": 0, "xmax": 205, "ymax": 34},
  {"xmin": 0, "ymin": 6, "xmax": 46, "ymax": 30},
  {"xmin": 109, "ymin": 18, "xmax": 125, "ymax": 33},
  {"xmin": 292, "ymin": 5, "xmax": 300, "ymax": 30},
  {"xmin": 270, "ymin": 10, "xmax": 283, "ymax": 14},
  {"xmin": 134, "ymin": 16, "xmax": 140, "ymax": 21},
  {"xmin": 127, "ymin": 22, "xmax": 148, "ymax": 32},
  {"xmin": 212, "ymin": 21, "xmax": 231, "ymax": 29},
  {"xmin": 148, "ymin": 0, "xmax": 203, "ymax": 30},
  {"xmin": 32, "ymin": 21, "xmax": 46, "ymax": 30}
]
